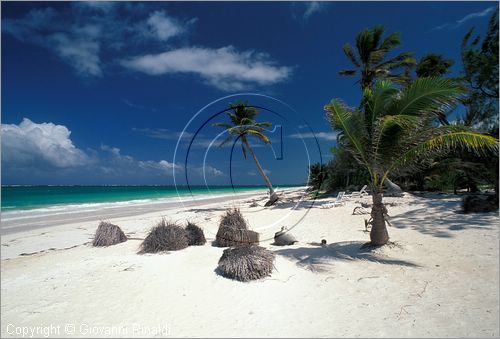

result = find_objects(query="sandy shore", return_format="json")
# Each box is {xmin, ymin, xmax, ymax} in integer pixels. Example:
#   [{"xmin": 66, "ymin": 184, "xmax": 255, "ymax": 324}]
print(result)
[{"xmin": 1, "ymin": 189, "xmax": 498, "ymax": 337}]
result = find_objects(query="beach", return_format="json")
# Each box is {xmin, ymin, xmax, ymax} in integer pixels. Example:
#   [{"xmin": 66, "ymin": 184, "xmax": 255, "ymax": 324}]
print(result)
[{"xmin": 1, "ymin": 188, "xmax": 498, "ymax": 337}]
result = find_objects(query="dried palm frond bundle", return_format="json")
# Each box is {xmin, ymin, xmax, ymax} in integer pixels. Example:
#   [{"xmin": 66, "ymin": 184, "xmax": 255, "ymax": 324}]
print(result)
[
  {"xmin": 186, "ymin": 222, "xmax": 206, "ymax": 246},
  {"xmin": 139, "ymin": 220, "xmax": 188, "ymax": 253},
  {"xmin": 92, "ymin": 221, "xmax": 127, "ymax": 247},
  {"xmin": 214, "ymin": 208, "xmax": 259, "ymax": 247},
  {"xmin": 215, "ymin": 226, "xmax": 259, "ymax": 247},
  {"xmin": 219, "ymin": 208, "xmax": 248, "ymax": 229},
  {"xmin": 217, "ymin": 245, "xmax": 275, "ymax": 281}
]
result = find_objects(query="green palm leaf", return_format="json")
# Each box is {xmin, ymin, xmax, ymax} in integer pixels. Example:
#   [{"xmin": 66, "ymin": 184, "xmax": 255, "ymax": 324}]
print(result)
[{"xmin": 388, "ymin": 77, "xmax": 463, "ymax": 118}]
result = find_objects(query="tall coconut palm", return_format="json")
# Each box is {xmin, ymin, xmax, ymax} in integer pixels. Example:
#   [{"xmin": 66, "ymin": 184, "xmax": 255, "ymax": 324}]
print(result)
[
  {"xmin": 339, "ymin": 25, "xmax": 416, "ymax": 90},
  {"xmin": 214, "ymin": 102, "xmax": 278, "ymax": 206},
  {"xmin": 325, "ymin": 78, "xmax": 498, "ymax": 245}
]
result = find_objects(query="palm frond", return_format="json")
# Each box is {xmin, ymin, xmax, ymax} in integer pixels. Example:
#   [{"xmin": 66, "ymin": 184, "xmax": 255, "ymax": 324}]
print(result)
[
  {"xmin": 388, "ymin": 77, "xmax": 463, "ymax": 119},
  {"xmin": 372, "ymin": 114, "xmax": 420, "ymax": 161},
  {"xmin": 246, "ymin": 129, "xmax": 270, "ymax": 144},
  {"xmin": 356, "ymin": 28, "xmax": 374, "ymax": 63},
  {"xmin": 342, "ymin": 43, "xmax": 361, "ymax": 67},
  {"xmin": 369, "ymin": 80, "xmax": 399, "ymax": 119},
  {"xmin": 254, "ymin": 121, "xmax": 272, "ymax": 128},
  {"xmin": 385, "ymin": 127, "xmax": 498, "ymax": 178},
  {"xmin": 379, "ymin": 31, "xmax": 400, "ymax": 51},
  {"xmin": 339, "ymin": 69, "xmax": 357, "ymax": 76},
  {"xmin": 325, "ymin": 100, "xmax": 371, "ymax": 173},
  {"xmin": 213, "ymin": 122, "xmax": 234, "ymax": 130},
  {"xmin": 377, "ymin": 52, "xmax": 416, "ymax": 70},
  {"xmin": 218, "ymin": 135, "xmax": 235, "ymax": 148},
  {"xmin": 371, "ymin": 25, "xmax": 386, "ymax": 49}
]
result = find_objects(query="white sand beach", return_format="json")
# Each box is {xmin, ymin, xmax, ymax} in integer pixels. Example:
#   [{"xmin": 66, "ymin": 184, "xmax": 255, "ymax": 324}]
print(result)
[{"xmin": 1, "ymin": 188, "xmax": 498, "ymax": 337}]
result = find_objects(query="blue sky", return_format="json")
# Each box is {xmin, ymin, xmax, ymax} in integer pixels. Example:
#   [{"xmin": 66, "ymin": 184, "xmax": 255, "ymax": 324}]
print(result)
[{"xmin": 1, "ymin": 1, "xmax": 496, "ymax": 185}]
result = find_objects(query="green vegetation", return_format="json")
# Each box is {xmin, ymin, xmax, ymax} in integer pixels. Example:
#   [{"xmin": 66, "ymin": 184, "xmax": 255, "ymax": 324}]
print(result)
[
  {"xmin": 325, "ymin": 78, "xmax": 498, "ymax": 245},
  {"xmin": 313, "ymin": 11, "xmax": 499, "ymax": 204}
]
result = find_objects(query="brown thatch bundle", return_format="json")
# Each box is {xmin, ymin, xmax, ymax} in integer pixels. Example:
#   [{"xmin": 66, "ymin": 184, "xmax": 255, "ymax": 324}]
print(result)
[
  {"xmin": 186, "ymin": 222, "xmax": 206, "ymax": 246},
  {"xmin": 139, "ymin": 220, "xmax": 188, "ymax": 253},
  {"xmin": 214, "ymin": 208, "xmax": 259, "ymax": 247},
  {"xmin": 92, "ymin": 221, "xmax": 127, "ymax": 247},
  {"xmin": 216, "ymin": 226, "xmax": 259, "ymax": 247},
  {"xmin": 217, "ymin": 245, "xmax": 275, "ymax": 281},
  {"xmin": 220, "ymin": 208, "xmax": 248, "ymax": 229}
]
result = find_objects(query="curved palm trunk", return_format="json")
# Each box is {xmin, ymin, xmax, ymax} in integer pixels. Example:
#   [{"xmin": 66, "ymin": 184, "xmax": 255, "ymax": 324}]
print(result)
[
  {"xmin": 370, "ymin": 188, "xmax": 389, "ymax": 246},
  {"xmin": 242, "ymin": 137, "xmax": 278, "ymax": 206}
]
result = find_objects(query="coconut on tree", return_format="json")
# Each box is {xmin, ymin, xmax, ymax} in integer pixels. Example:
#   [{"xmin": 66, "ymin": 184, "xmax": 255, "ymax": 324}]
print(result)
[
  {"xmin": 325, "ymin": 78, "xmax": 499, "ymax": 246},
  {"xmin": 214, "ymin": 102, "xmax": 279, "ymax": 206}
]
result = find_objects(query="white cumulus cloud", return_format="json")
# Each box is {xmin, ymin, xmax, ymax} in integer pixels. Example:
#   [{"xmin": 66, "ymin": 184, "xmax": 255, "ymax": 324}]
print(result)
[
  {"xmin": 1, "ymin": 118, "xmax": 90, "ymax": 168},
  {"xmin": 120, "ymin": 46, "xmax": 292, "ymax": 91}
]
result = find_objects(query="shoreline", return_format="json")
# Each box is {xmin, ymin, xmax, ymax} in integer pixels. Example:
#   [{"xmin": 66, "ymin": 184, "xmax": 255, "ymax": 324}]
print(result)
[{"xmin": 1, "ymin": 187, "xmax": 304, "ymax": 235}]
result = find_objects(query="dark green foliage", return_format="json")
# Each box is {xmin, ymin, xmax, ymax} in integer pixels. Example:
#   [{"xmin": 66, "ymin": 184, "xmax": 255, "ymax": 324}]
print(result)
[
  {"xmin": 307, "ymin": 162, "xmax": 327, "ymax": 191},
  {"xmin": 462, "ymin": 9, "xmax": 499, "ymax": 100},
  {"xmin": 216, "ymin": 245, "xmax": 275, "ymax": 281},
  {"xmin": 461, "ymin": 8, "xmax": 498, "ymax": 134},
  {"xmin": 322, "ymin": 147, "xmax": 369, "ymax": 193},
  {"xmin": 186, "ymin": 222, "xmax": 206, "ymax": 246},
  {"xmin": 416, "ymin": 54, "xmax": 454, "ymax": 78},
  {"xmin": 462, "ymin": 194, "xmax": 498, "ymax": 213},
  {"xmin": 92, "ymin": 221, "xmax": 127, "ymax": 247},
  {"xmin": 140, "ymin": 220, "xmax": 189, "ymax": 253}
]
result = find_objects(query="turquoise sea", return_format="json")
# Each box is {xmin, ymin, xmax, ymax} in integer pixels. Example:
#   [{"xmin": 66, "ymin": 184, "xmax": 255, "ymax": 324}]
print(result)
[{"xmin": 0, "ymin": 185, "xmax": 282, "ymax": 212}]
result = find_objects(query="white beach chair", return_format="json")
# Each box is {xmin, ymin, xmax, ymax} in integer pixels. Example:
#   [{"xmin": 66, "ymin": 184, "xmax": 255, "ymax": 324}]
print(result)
[
  {"xmin": 349, "ymin": 185, "xmax": 368, "ymax": 198},
  {"xmin": 321, "ymin": 191, "xmax": 346, "ymax": 208}
]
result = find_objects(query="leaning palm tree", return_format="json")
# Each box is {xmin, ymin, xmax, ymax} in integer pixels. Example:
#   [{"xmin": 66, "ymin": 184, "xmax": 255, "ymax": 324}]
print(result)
[
  {"xmin": 214, "ymin": 102, "xmax": 278, "ymax": 206},
  {"xmin": 325, "ymin": 78, "xmax": 498, "ymax": 246},
  {"xmin": 339, "ymin": 25, "xmax": 416, "ymax": 90}
]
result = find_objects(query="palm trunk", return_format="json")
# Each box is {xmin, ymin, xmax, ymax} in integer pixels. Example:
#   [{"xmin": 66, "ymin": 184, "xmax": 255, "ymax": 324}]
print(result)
[
  {"xmin": 242, "ymin": 137, "xmax": 278, "ymax": 206},
  {"xmin": 370, "ymin": 189, "xmax": 389, "ymax": 246}
]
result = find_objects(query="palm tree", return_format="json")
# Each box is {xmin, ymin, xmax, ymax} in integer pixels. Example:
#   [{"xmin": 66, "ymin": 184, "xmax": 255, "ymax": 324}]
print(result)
[
  {"xmin": 339, "ymin": 25, "xmax": 416, "ymax": 90},
  {"xmin": 214, "ymin": 102, "xmax": 279, "ymax": 206},
  {"xmin": 416, "ymin": 53, "xmax": 455, "ymax": 78},
  {"xmin": 325, "ymin": 78, "xmax": 498, "ymax": 245}
]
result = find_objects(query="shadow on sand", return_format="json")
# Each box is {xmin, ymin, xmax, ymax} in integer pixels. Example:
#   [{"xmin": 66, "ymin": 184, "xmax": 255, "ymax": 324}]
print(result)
[
  {"xmin": 275, "ymin": 241, "xmax": 419, "ymax": 273},
  {"xmin": 390, "ymin": 194, "xmax": 497, "ymax": 238}
]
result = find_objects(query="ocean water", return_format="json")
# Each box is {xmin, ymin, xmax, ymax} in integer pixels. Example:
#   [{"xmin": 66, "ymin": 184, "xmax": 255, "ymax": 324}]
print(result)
[{"xmin": 1, "ymin": 185, "xmax": 274, "ymax": 212}]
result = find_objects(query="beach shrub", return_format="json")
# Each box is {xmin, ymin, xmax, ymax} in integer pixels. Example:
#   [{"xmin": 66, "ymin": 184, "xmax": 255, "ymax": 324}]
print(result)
[
  {"xmin": 92, "ymin": 221, "xmax": 127, "ymax": 247},
  {"xmin": 215, "ymin": 208, "xmax": 259, "ymax": 247},
  {"xmin": 217, "ymin": 245, "xmax": 275, "ymax": 281},
  {"xmin": 140, "ymin": 220, "xmax": 189, "ymax": 253},
  {"xmin": 462, "ymin": 194, "xmax": 498, "ymax": 213},
  {"xmin": 186, "ymin": 222, "xmax": 206, "ymax": 246}
]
